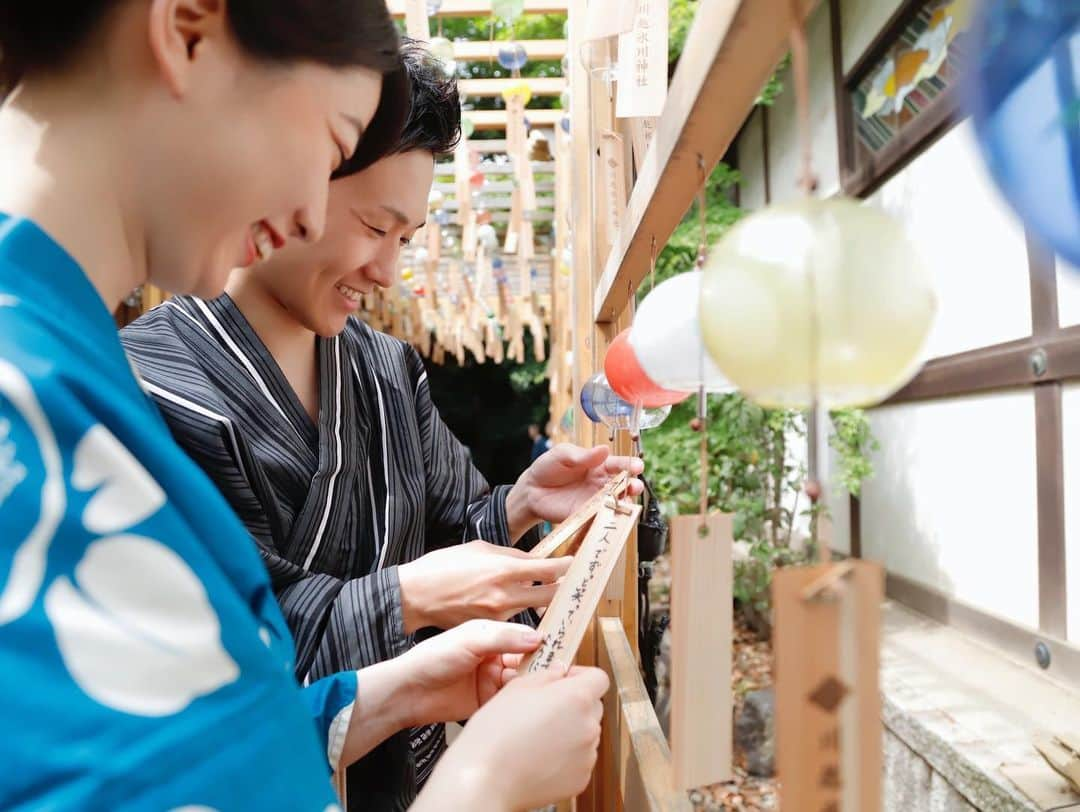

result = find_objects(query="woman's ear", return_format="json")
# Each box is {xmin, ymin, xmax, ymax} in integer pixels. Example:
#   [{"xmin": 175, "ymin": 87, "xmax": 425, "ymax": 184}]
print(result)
[{"xmin": 147, "ymin": 0, "xmax": 229, "ymax": 98}]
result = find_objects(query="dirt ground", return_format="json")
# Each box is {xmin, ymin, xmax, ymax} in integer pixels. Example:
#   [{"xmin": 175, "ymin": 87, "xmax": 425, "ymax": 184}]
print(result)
[{"xmin": 649, "ymin": 554, "xmax": 780, "ymax": 811}]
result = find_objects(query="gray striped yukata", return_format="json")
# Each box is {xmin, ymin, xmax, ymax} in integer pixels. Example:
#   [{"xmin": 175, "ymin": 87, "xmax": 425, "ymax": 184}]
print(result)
[{"xmin": 121, "ymin": 294, "xmax": 533, "ymax": 811}]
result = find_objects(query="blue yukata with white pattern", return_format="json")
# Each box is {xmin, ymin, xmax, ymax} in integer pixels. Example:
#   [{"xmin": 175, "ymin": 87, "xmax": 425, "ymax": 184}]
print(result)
[{"xmin": 0, "ymin": 214, "xmax": 354, "ymax": 810}]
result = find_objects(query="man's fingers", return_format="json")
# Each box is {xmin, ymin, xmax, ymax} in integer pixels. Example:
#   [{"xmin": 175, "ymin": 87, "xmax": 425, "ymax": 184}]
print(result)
[
  {"xmin": 603, "ymin": 455, "xmax": 644, "ymax": 477},
  {"xmin": 550, "ymin": 442, "xmax": 609, "ymax": 470},
  {"xmin": 506, "ymin": 554, "xmax": 573, "ymax": 582},
  {"xmin": 505, "ymin": 581, "xmax": 560, "ymax": 611}
]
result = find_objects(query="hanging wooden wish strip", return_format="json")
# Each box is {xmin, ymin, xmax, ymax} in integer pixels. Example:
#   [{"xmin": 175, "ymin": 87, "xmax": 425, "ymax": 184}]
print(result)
[
  {"xmin": 668, "ymin": 512, "xmax": 734, "ymax": 791},
  {"xmin": 773, "ymin": 560, "xmax": 883, "ymax": 812},
  {"xmin": 520, "ymin": 496, "xmax": 640, "ymax": 674}
]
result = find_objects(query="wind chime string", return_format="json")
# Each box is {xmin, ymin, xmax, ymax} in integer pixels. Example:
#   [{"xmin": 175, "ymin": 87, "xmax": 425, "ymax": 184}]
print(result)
[
  {"xmin": 788, "ymin": 0, "xmax": 827, "ymax": 563},
  {"xmin": 694, "ymin": 154, "xmax": 709, "ymax": 526}
]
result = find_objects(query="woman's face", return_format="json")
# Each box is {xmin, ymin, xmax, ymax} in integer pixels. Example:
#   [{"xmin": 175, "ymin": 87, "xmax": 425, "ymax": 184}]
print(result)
[
  {"xmin": 134, "ymin": 3, "xmax": 384, "ymax": 298},
  {"xmin": 247, "ymin": 148, "xmax": 433, "ymax": 337}
]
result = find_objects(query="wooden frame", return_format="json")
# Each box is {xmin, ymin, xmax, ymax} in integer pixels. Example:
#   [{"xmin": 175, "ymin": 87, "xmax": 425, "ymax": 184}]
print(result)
[
  {"xmin": 452, "ymin": 39, "xmax": 567, "ymax": 62},
  {"xmin": 457, "ymin": 77, "xmax": 567, "ymax": 97},
  {"xmin": 386, "ymin": 0, "xmax": 567, "ymax": 16},
  {"xmin": 465, "ymin": 108, "xmax": 563, "ymax": 131},
  {"xmin": 592, "ymin": 0, "xmax": 819, "ymax": 323}
]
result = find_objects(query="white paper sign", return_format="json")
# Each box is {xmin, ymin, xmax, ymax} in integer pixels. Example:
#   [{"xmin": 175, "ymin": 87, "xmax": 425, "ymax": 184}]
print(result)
[{"xmin": 615, "ymin": 0, "xmax": 668, "ymax": 118}]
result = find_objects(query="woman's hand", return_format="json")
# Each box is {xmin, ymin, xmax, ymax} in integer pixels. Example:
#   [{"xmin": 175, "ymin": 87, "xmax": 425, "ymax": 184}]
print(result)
[
  {"xmin": 505, "ymin": 444, "xmax": 645, "ymax": 540},
  {"xmin": 341, "ymin": 620, "xmax": 542, "ymax": 767},
  {"xmin": 412, "ymin": 666, "xmax": 610, "ymax": 812},
  {"xmin": 393, "ymin": 619, "xmax": 540, "ymax": 726},
  {"xmin": 397, "ymin": 541, "xmax": 571, "ymax": 632}
]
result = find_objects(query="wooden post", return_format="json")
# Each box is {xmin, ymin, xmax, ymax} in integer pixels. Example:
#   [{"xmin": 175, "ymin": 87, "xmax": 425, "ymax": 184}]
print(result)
[
  {"xmin": 668, "ymin": 513, "xmax": 734, "ymax": 790},
  {"xmin": 773, "ymin": 561, "xmax": 884, "ymax": 812}
]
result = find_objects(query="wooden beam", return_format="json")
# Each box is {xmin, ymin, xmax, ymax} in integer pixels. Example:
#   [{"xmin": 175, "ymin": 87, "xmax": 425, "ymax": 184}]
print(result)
[
  {"xmin": 458, "ymin": 76, "xmax": 567, "ymax": 97},
  {"xmin": 386, "ymin": 0, "xmax": 568, "ymax": 16},
  {"xmin": 599, "ymin": 618, "xmax": 694, "ymax": 812},
  {"xmin": 466, "ymin": 108, "xmax": 563, "ymax": 131},
  {"xmin": 592, "ymin": 0, "xmax": 818, "ymax": 323},
  {"xmin": 436, "ymin": 159, "xmax": 557, "ymax": 176},
  {"xmin": 453, "ymin": 38, "xmax": 567, "ymax": 62},
  {"xmin": 433, "ymin": 180, "xmax": 556, "ymax": 193},
  {"xmin": 443, "ymin": 194, "xmax": 555, "ymax": 211}
]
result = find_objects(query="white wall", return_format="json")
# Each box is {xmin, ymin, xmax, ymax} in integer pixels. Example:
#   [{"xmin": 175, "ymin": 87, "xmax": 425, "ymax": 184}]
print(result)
[
  {"xmin": 862, "ymin": 392, "xmax": 1040, "ymax": 629},
  {"xmin": 867, "ymin": 122, "xmax": 1032, "ymax": 360},
  {"xmin": 767, "ymin": 1, "xmax": 840, "ymax": 202},
  {"xmin": 839, "ymin": 0, "xmax": 904, "ymax": 73},
  {"xmin": 737, "ymin": 109, "xmax": 767, "ymax": 211},
  {"xmin": 1060, "ymin": 384, "xmax": 1080, "ymax": 642},
  {"xmin": 1058, "ymin": 258, "xmax": 1080, "ymax": 328}
]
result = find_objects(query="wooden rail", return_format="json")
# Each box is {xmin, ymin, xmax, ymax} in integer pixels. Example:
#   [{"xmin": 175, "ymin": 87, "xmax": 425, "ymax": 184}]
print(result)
[
  {"xmin": 386, "ymin": 0, "xmax": 568, "ymax": 16},
  {"xmin": 592, "ymin": 0, "xmax": 819, "ymax": 323},
  {"xmin": 466, "ymin": 108, "xmax": 563, "ymax": 130},
  {"xmin": 599, "ymin": 618, "xmax": 693, "ymax": 812},
  {"xmin": 453, "ymin": 39, "xmax": 567, "ymax": 62},
  {"xmin": 458, "ymin": 77, "xmax": 567, "ymax": 97}
]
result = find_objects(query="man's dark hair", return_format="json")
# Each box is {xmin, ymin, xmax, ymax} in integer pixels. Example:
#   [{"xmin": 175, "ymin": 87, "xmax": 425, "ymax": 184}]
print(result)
[
  {"xmin": 334, "ymin": 37, "xmax": 461, "ymax": 178},
  {"xmin": 0, "ymin": 1, "xmax": 408, "ymax": 165}
]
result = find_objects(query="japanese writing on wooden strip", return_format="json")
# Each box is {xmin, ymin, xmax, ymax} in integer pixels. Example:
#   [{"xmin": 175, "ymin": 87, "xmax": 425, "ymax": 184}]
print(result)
[
  {"xmin": 521, "ymin": 498, "xmax": 640, "ymax": 674},
  {"xmin": 773, "ymin": 561, "xmax": 883, "ymax": 812},
  {"xmin": 615, "ymin": 0, "xmax": 668, "ymax": 119},
  {"xmin": 599, "ymin": 131, "xmax": 627, "ymax": 253}
]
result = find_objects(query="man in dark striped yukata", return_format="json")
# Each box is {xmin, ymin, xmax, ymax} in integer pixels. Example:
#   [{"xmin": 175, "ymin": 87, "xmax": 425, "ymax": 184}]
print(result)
[{"xmin": 122, "ymin": 41, "xmax": 643, "ymax": 811}]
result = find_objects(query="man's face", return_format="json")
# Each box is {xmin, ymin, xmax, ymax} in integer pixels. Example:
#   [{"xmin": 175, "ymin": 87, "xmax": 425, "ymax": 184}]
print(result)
[{"xmin": 246, "ymin": 149, "xmax": 433, "ymax": 337}]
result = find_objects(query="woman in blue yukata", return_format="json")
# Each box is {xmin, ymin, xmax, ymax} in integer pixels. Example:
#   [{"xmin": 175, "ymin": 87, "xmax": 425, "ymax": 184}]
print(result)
[
  {"xmin": 122, "ymin": 40, "xmax": 645, "ymax": 810},
  {"xmin": 0, "ymin": 2, "xmax": 608, "ymax": 810}
]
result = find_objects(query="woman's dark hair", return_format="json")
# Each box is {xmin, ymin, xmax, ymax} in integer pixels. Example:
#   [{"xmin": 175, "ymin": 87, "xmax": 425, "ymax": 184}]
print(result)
[
  {"xmin": 333, "ymin": 37, "xmax": 461, "ymax": 178},
  {"xmin": 0, "ymin": 1, "xmax": 408, "ymax": 161}
]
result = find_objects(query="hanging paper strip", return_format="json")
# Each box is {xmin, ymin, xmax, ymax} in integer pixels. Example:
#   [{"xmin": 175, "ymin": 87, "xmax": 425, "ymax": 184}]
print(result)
[
  {"xmin": 615, "ymin": 0, "xmax": 668, "ymax": 119},
  {"xmin": 598, "ymin": 130, "xmax": 627, "ymax": 254},
  {"xmin": 403, "ymin": 0, "xmax": 430, "ymax": 41},
  {"xmin": 629, "ymin": 116, "xmax": 657, "ymax": 168},
  {"xmin": 503, "ymin": 93, "xmax": 527, "ymax": 255},
  {"xmin": 454, "ymin": 137, "xmax": 472, "ymax": 228}
]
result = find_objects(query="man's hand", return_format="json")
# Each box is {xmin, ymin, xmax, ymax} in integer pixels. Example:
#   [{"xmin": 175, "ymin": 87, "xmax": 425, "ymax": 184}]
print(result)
[
  {"xmin": 397, "ymin": 541, "xmax": 572, "ymax": 632},
  {"xmin": 506, "ymin": 443, "xmax": 645, "ymax": 540}
]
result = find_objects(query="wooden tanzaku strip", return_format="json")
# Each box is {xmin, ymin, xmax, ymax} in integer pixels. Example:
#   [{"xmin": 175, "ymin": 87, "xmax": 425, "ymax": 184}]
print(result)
[
  {"xmin": 520, "ymin": 499, "xmax": 640, "ymax": 674},
  {"xmin": 774, "ymin": 561, "xmax": 883, "ymax": 812},
  {"xmin": 529, "ymin": 471, "xmax": 630, "ymax": 558},
  {"xmin": 600, "ymin": 618, "xmax": 693, "ymax": 812},
  {"xmin": 592, "ymin": 0, "xmax": 819, "ymax": 323},
  {"xmin": 669, "ymin": 514, "xmax": 733, "ymax": 790},
  {"xmin": 386, "ymin": 0, "xmax": 568, "ymax": 16}
]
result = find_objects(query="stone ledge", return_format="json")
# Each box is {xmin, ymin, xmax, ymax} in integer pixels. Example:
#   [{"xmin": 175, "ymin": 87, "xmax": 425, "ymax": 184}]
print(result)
[{"xmin": 880, "ymin": 601, "xmax": 1080, "ymax": 811}]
